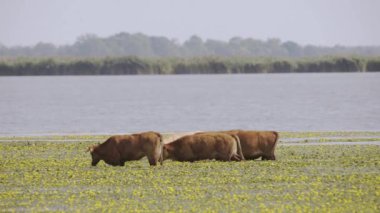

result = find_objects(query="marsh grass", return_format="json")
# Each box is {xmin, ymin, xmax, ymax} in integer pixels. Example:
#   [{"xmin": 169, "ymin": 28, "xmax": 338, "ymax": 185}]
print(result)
[
  {"xmin": 0, "ymin": 136, "xmax": 379, "ymax": 211},
  {"xmin": 1, "ymin": 56, "xmax": 380, "ymax": 76}
]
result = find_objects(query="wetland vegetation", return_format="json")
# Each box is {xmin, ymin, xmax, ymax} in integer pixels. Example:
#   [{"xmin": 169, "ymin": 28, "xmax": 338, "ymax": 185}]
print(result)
[
  {"xmin": 0, "ymin": 56, "xmax": 379, "ymax": 76},
  {"xmin": 0, "ymin": 132, "xmax": 379, "ymax": 211}
]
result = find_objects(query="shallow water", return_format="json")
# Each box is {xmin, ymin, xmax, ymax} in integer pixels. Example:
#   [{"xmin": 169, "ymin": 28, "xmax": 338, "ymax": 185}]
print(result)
[{"xmin": 1, "ymin": 73, "xmax": 379, "ymax": 135}]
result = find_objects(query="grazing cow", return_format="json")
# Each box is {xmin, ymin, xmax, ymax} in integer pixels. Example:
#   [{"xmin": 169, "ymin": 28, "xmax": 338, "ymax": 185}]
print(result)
[
  {"xmin": 87, "ymin": 131, "xmax": 163, "ymax": 166},
  {"xmin": 162, "ymin": 133, "xmax": 244, "ymax": 162},
  {"xmin": 196, "ymin": 130, "xmax": 279, "ymax": 160}
]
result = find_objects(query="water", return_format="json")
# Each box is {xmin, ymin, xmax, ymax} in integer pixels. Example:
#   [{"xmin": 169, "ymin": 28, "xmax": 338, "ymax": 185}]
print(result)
[{"xmin": 0, "ymin": 73, "xmax": 379, "ymax": 135}]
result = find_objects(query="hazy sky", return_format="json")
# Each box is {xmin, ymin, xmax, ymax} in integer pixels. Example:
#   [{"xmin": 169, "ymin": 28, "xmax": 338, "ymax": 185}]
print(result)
[{"xmin": 1, "ymin": 0, "xmax": 379, "ymax": 47}]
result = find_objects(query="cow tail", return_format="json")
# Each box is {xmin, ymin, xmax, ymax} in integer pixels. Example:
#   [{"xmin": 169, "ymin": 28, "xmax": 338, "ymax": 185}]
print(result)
[
  {"xmin": 271, "ymin": 131, "xmax": 279, "ymax": 160},
  {"xmin": 158, "ymin": 133, "xmax": 164, "ymax": 166},
  {"xmin": 273, "ymin": 131, "xmax": 279, "ymax": 149},
  {"xmin": 233, "ymin": 134, "xmax": 245, "ymax": 161}
]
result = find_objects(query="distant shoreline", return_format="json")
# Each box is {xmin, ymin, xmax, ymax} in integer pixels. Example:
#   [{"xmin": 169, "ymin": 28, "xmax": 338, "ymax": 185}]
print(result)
[{"xmin": 0, "ymin": 56, "xmax": 379, "ymax": 76}]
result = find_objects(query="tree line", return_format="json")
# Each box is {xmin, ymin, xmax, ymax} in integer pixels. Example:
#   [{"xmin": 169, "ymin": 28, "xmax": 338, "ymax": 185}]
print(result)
[
  {"xmin": 1, "ymin": 33, "xmax": 380, "ymax": 58},
  {"xmin": 1, "ymin": 56, "xmax": 379, "ymax": 76}
]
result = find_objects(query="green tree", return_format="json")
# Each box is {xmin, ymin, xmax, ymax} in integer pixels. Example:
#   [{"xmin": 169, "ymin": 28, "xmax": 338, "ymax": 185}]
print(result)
[
  {"xmin": 72, "ymin": 34, "xmax": 109, "ymax": 56},
  {"xmin": 150, "ymin": 36, "xmax": 180, "ymax": 57},
  {"xmin": 205, "ymin": 39, "xmax": 230, "ymax": 56},
  {"xmin": 282, "ymin": 41, "xmax": 302, "ymax": 57},
  {"xmin": 183, "ymin": 35, "xmax": 208, "ymax": 56}
]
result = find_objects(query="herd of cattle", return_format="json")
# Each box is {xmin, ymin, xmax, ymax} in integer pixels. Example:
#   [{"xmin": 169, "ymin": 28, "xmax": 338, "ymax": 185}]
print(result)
[{"xmin": 87, "ymin": 130, "xmax": 279, "ymax": 166}]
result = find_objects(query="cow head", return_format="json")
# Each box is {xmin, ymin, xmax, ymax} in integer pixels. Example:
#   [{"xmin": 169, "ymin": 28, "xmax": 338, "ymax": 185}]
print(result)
[
  {"xmin": 162, "ymin": 145, "xmax": 172, "ymax": 160},
  {"xmin": 87, "ymin": 144, "xmax": 101, "ymax": 166}
]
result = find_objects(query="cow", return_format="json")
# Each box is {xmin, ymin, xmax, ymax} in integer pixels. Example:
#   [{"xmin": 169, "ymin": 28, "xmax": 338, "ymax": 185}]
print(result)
[
  {"xmin": 87, "ymin": 131, "xmax": 163, "ymax": 166},
  {"xmin": 196, "ymin": 130, "xmax": 279, "ymax": 160},
  {"xmin": 162, "ymin": 133, "xmax": 244, "ymax": 162}
]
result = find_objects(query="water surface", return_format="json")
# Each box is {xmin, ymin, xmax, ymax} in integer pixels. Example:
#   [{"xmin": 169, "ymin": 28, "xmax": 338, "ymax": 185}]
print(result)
[{"xmin": 0, "ymin": 73, "xmax": 379, "ymax": 135}]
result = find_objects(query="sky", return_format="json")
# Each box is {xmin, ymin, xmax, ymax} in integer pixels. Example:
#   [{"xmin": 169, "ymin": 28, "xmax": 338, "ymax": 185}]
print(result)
[{"xmin": 1, "ymin": 0, "xmax": 379, "ymax": 47}]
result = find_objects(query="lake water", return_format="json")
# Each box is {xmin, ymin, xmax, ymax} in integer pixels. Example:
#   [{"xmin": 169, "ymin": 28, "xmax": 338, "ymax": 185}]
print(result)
[{"xmin": 0, "ymin": 73, "xmax": 379, "ymax": 135}]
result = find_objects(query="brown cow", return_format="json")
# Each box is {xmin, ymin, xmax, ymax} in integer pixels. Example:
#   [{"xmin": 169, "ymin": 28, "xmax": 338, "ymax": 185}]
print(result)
[
  {"xmin": 196, "ymin": 130, "xmax": 279, "ymax": 160},
  {"xmin": 162, "ymin": 133, "xmax": 244, "ymax": 162},
  {"xmin": 87, "ymin": 131, "xmax": 163, "ymax": 166}
]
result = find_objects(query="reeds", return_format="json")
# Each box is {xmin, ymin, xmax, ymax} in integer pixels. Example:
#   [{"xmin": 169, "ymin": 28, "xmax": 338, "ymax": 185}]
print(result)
[{"xmin": 0, "ymin": 56, "xmax": 379, "ymax": 75}]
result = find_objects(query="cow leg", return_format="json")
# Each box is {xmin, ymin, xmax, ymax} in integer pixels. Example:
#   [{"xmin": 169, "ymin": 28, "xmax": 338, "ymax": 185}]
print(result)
[
  {"xmin": 91, "ymin": 159, "xmax": 100, "ymax": 166},
  {"xmin": 262, "ymin": 155, "xmax": 276, "ymax": 160},
  {"xmin": 215, "ymin": 154, "xmax": 229, "ymax": 161},
  {"xmin": 119, "ymin": 161, "xmax": 125, "ymax": 166},
  {"xmin": 104, "ymin": 158, "xmax": 121, "ymax": 166},
  {"xmin": 269, "ymin": 151, "xmax": 276, "ymax": 160},
  {"xmin": 231, "ymin": 154, "xmax": 241, "ymax": 161},
  {"xmin": 243, "ymin": 154, "xmax": 262, "ymax": 160},
  {"xmin": 147, "ymin": 155, "xmax": 158, "ymax": 166},
  {"xmin": 110, "ymin": 161, "xmax": 120, "ymax": 166}
]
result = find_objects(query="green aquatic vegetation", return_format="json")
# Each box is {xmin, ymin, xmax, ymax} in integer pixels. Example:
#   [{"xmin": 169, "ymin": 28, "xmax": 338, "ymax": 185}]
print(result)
[
  {"xmin": 1, "ymin": 56, "xmax": 379, "ymax": 76},
  {"xmin": 0, "ymin": 138, "xmax": 379, "ymax": 211}
]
